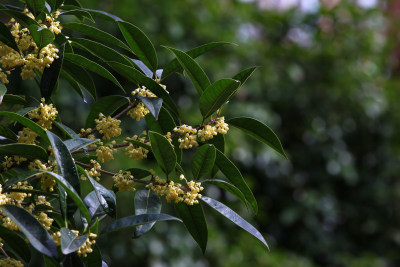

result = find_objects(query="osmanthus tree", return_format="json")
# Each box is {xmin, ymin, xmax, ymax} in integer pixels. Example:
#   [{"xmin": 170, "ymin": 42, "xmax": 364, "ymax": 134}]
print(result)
[{"xmin": 0, "ymin": 0, "xmax": 287, "ymax": 266}]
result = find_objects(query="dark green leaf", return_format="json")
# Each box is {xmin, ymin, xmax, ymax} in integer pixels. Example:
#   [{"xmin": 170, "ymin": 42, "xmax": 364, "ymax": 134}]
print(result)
[
  {"xmin": 87, "ymin": 174, "xmax": 116, "ymax": 218},
  {"xmin": 148, "ymin": 131, "xmax": 177, "ymax": 175},
  {"xmin": 2, "ymin": 95, "xmax": 27, "ymax": 106},
  {"xmin": 232, "ymin": 67, "xmax": 257, "ymax": 86},
  {"xmin": 162, "ymin": 42, "xmax": 233, "ymax": 80},
  {"xmin": 100, "ymin": 214, "xmax": 181, "ymax": 235},
  {"xmin": 63, "ymin": 53, "xmax": 123, "ymax": 91},
  {"xmin": 3, "ymin": 169, "xmax": 40, "ymax": 188},
  {"xmin": 175, "ymin": 203, "xmax": 207, "ymax": 253},
  {"xmin": 0, "ymin": 82, "xmax": 6, "ymax": 104},
  {"xmin": 0, "ymin": 111, "xmax": 47, "ymax": 141},
  {"xmin": 0, "ymin": 125, "xmax": 17, "ymax": 141},
  {"xmin": 227, "ymin": 117, "xmax": 287, "ymax": 159},
  {"xmin": 164, "ymin": 46, "xmax": 210, "ymax": 95},
  {"xmin": 0, "ymin": 225, "xmax": 31, "ymax": 262},
  {"xmin": 207, "ymin": 134, "xmax": 224, "ymax": 177},
  {"xmin": 192, "ymin": 144, "xmax": 216, "ymax": 180},
  {"xmin": 60, "ymin": 9, "xmax": 94, "ymax": 22},
  {"xmin": 47, "ymin": 131, "xmax": 80, "ymax": 193},
  {"xmin": 62, "ymin": 60, "xmax": 96, "ymax": 99},
  {"xmin": 61, "ymin": 252, "xmax": 85, "ymax": 267},
  {"xmin": 60, "ymin": 70, "xmax": 85, "ymax": 100},
  {"xmin": 118, "ymin": 21, "xmax": 158, "ymax": 71},
  {"xmin": 1, "ymin": 204, "xmax": 59, "ymax": 259},
  {"xmin": 60, "ymin": 228, "xmax": 88, "ymax": 255},
  {"xmin": 134, "ymin": 189, "xmax": 161, "ymax": 237},
  {"xmin": 201, "ymin": 196, "xmax": 268, "ymax": 249},
  {"xmin": 52, "ymin": 121, "xmax": 80, "ymax": 139},
  {"xmin": 215, "ymin": 149, "xmax": 257, "ymax": 214},
  {"xmin": 199, "ymin": 79, "xmax": 241, "ymax": 119},
  {"xmin": 144, "ymin": 107, "xmax": 175, "ymax": 134},
  {"xmin": 0, "ymin": 143, "xmax": 48, "ymax": 161},
  {"xmin": 83, "ymin": 191, "xmax": 107, "ymax": 219},
  {"xmin": 131, "ymin": 58, "xmax": 153, "ymax": 78},
  {"xmin": 64, "ymin": 138, "xmax": 96, "ymax": 152},
  {"xmin": 107, "ymin": 62, "xmax": 178, "ymax": 117},
  {"xmin": 0, "ymin": 21, "xmax": 19, "ymax": 52},
  {"xmin": 40, "ymin": 44, "xmax": 64, "ymax": 99},
  {"xmin": 202, "ymin": 179, "xmax": 247, "ymax": 207},
  {"xmin": 28, "ymin": 24, "xmax": 55, "ymax": 50},
  {"xmin": 124, "ymin": 168, "xmax": 152, "ymax": 179},
  {"xmin": 47, "ymin": 0, "xmax": 64, "ymax": 12},
  {"xmin": 62, "ymin": 23, "xmax": 130, "ymax": 51},
  {"xmin": 136, "ymin": 96, "xmax": 162, "ymax": 120},
  {"xmin": 0, "ymin": 10, "xmax": 40, "ymax": 28},
  {"xmin": 25, "ymin": 0, "xmax": 45, "ymax": 16},
  {"xmin": 85, "ymin": 95, "xmax": 129, "ymax": 129},
  {"xmin": 83, "ymin": 8, "xmax": 123, "ymax": 21},
  {"xmin": 84, "ymin": 244, "xmax": 103, "ymax": 267}
]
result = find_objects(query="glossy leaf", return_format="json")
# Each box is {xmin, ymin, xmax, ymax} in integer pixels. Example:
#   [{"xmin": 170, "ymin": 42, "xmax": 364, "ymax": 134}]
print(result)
[
  {"xmin": 227, "ymin": 117, "xmax": 287, "ymax": 159},
  {"xmin": 0, "ymin": 111, "xmax": 47, "ymax": 140},
  {"xmin": 100, "ymin": 214, "xmax": 181, "ymax": 235},
  {"xmin": 64, "ymin": 138, "xmax": 96, "ymax": 152},
  {"xmin": 148, "ymin": 131, "xmax": 177, "ymax": 175},
  {"xmin": 63, "ymin": 53, "xmax": 123, "ymax": 90},
  {"xmin": 131, "ymin": 58, "xmax": 153, "ymax": 78},
  {"xmin": 134, "ymin": 189, "xmax": 161, "ymax": 237},
  {"xmin": 61, "ymin": 70, "xmax": 85, "ymax": 100},
  {"xmin": 192, "ymin": 144, "xmax": 216, "ymax": 180},
  {"xmin": 136, "ymin": 95, "xmax": 162, "ymax": 120},
  {"xmin": 175, "ymin": 203, "xmax": 208, "ymax": 253},
  {"xmin": 3, "ymin": 169, "xmax": 40, "ymax": 188},
  {"xmin": 202, "ymin": 179, "xmax": 247, "ymax": 207},
  {"xmin": 0, "ymin": 9, "xmax": 40, "ymax": 28},
  {"xmin": 0, "ymin": 82, "xmax": 6, "ymax": 104},
  {"xmin": 84, "ymin": 244, "xmax": 103, "ymax": 267},
  {"xmin": 62, "ymin": 23, "xmax": 131, "ymax": 51},
  {"xmin": 232, "ymin": 66, "xmax": 257, "ymax": 86},
  {"xmin": 47, "ymin": 0, "xmax": 64, "ymax": 12},
  {"xmin": 207, "ymin": 134, "xmax": 224, "ymax": 177},
  {"xmin": 0, "ymin": 21, "xmax": 19, "ymax": 52},
  {"xmin": 144, "ymin": 107, "xmax": 175, "ymax": 134},
  {"xmin": 0, "ymin": 225, "xmax": 31, "ymax": 262},
  {"xmin": 201, "ymin": 196, "xmax": 268, "ymax": 249},
  {"xmin": 29, "ymin": 24, "xmax": 55, "ymax": 50},
  {"xmin": 52, "ymin": 121, "xmax": 80, "ymax": 139},
  {"xmin": 47, "ymin": 131, "xmax": 80, "ymax": 193},
  {"xmin": 199, "ymin": 79, "xmax": 241, "ymax": 119},
  {"xmin": 62, "ymin": 60, "xmax": 96, "ymax": 99},
  {"xmin": 87, "ymin": 173, "xmax": 116, "ymax": 218},
  {"xmin": 1, "ymin": 204, "xmax": 59, "ymax": 258},
  {"xmin": 0, "ymin": 143, "xmax": 48, "ymax": 161},
  {"xmin": 118, "ymin": 21, "xmax": 158, "ymax": 71},
  {"xmin": 165, "ymin": 46, "xmax": 210, "ymax": 95},
  {"xmin": 84, "ymin": 191, "xmax": 107, "ymax": 219},
  {"xmin": 0, "ymin": 125, "xmax": 17, "ymax": 141},
  {"xmin": 124, "ymin": 168, "xmax": 152, "ymax": 179},
  {"xmin": 40, "ymin": 44, "xmax": 64, "ymax": 99},
  {"xmin": 60, "ymin": 9, "xmax": 94, "ymax": 22},
  {"xmin": 162, "ymin": 42, "xmax": 232, "ymax": 80},
  {"xmin": 85, "ymin": 95, "xmax": 129, "ymax": 128},
  {"xmin": 215, "ymin": 149, "xmax": 257, "ymax": 214},
  {"xmin": 2, "ymin": 95, "xmax": 27, "ymax": 106},
  {"xmin": 25, "ymin": 0, "xmax": 45, "ymax": 16},
  {"xmin": 61, "ymin": 252, "xmax": 85, "ymax": 267},
  {"xmin": 83, "ymin": 8, "xmax": 123, "ymax": 21},
  {"xmin": 61, "ymin": 228, "xmax": 88, "ymax": 255}
]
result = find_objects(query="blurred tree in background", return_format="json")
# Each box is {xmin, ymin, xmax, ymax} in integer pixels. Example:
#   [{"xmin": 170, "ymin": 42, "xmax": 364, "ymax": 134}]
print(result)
[{"xmin": 4, "ymin": 0, "xmax": 400, "ymax": 266}]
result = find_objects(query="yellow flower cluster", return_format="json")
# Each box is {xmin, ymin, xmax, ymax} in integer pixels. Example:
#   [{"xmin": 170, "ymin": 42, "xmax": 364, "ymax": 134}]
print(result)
[
  {"xmin": 0, "ymin": 9, "xmax": 62, "ymax": 83},
  {"xmin": 124, "ymin": 135, "xmax": 149, "ymax": 160},
  {"xmin": 0, "ymin": 258, "xmax": 24, "ymax": 267},
  {"xmin": 28, "ymin": 99, "xmax": 58, "ymax": 130},
  {"xmin": 17, "ymin": 127, "xmax": 38, "ymax": 144},
  {"xmin": 127, "ymin": 86, "xmax": 156, "ymax": 121},
  {"xmin": 174, "ymin": 125, "xmax": 199, "ymax": 149},
  {"xmin": 95, "ymin": 113, "xmax": 122, "ymax": 140},
  {"xmin": 81, "ymin": 160, "xmax": 102, "ymax": 181},
  {"xmin": 71, "ymin": 230, "xmax": 97, "ymax": 257},
  {"xmin": 28, "ymin": 159, "xmax": 57, "ymax": 191},
  {"xmin": 113, "ymin": 170, "xmax": 136, "ymax": 192},
  {"xmin": 1, "ymin": 156, "xmax": 27, "ymax": 170},
  {"xmin": 51, "ymin": 231, "xmax": 62, "ymax": 246},
  {"xmin": 96, "ymin": 145, "xmax": 117, "ymax": 163},
  {"xmin": 148, "ymin": 175, "xmax": 203, "ymax": 205}
]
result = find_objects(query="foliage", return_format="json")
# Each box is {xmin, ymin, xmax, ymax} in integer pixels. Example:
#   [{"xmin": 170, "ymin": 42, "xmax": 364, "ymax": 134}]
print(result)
[{"xmin": 0, "ymin": 0, "xmax": 286, "ymax": 266}]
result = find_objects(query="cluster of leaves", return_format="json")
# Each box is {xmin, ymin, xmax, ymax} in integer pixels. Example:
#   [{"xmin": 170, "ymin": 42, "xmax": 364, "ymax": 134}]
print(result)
[{"xmin": 0, "ymin": 0, "xmax": 287, "ymax": 266}]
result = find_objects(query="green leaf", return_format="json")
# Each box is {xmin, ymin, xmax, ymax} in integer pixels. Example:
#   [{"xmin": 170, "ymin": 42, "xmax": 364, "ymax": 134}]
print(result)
[
  {"xmin": 1, "ymin": 204, "xmax": 59, "ymax": 259},
  {"xmin": 28, "ymin": 24, "xmax": 55, "ymax": 50},
  {"xmin": 85, "ymin": 95, "xmax": 129, "ymax": 129},
  {"xmin": 118, "ymin": 21, "xmax": 158, "ymax": 71},
  {"xmin": 227, "ymin": 117, "xmax": 287, "ymax": 159},
  {"xmin": 124, "ymin": 168, "xmax": 152, "ymax": 179},
  {"xmin": 3, "ymin": 169, "xmax": 40, "ymax": 188},
  {"xmin": 144, "ymin": 107, "xmax": 175, "ymax": 134},
  {"xmin": 64, "ymin": 138, "xmax": 96, "ymax": 152},
  {"xmin": 0, "ymin": 143, "xmax": 48, "ymax": 161},
  {"xmin": 192, "ymin": 144, "xmax": 216, "ymax": 180},
  {"xmin": 0, "ymin": 225, "xmax": 31, "ymax": 262},
  {"xmin": 207, "ymin": 134, "xmax": 224, "ymax": 177},
  {"xmin": 47, "ymin": 0, "xmax": 64, "ymax": 12},
  {"xmin": 201, "ymin": 196, "xmax": 268, "ymax": 249},
  {"xmin": 0, "ymin": 82, "xmax": 6, "ymax": 104},
  {"xmin": 83, "ymin": 8, "xmax": 123, "ymax": 21},
  {"xmin": 83, "ymin": 191, "xmax": 107, "ymax": 219},
  {"xmin": 107, "ymin": 62, "xmax": 179, "ymax": 117},
  {"xmin": 25, "ymin": 0, "xmax": 45, "ymax": 16},
  {"xmin": 63, "ymin": 53, "xmax": 123, "ymax": 91},
  {"xmin": 0, "ymin": 111, "xmax": 47, "ymax": 141},
  {"xmin": 52, "ymin": 121, "xmax": 80, "ymax": 139},
  {"xmin": 83, "ymin": 244, "xmax": 103, "ymax": 267},
  {"xmin": 215, "ymin": 149, "xmax": 257, "ymax": 214},
  {"xmin": 199, "ymin": 79, "xmax": 241, "ymax": 119},
  {"xmin": 175, "ymin": 203, "xmax": 207, "ymax": 253},
  {"xmin": 61, "ymin": 60, "xmax": 96, "ymax": 99},
  {"xmin": 60, "ymin": 228, "xmax": 88, "ymax": 255},
  {"xmin": 100, "ymin": 214, "xmax": 181, "ymax": 235},
  {"xmin": 232, "ymin": 66, "xmax": 257, "ymax": 86},
  {"xmin": 87, "ymin": 173, "xmax": 116, "ymax": 218},
  {"xmin": 202, "ymin": 179, "xmax": 247, "ymax": 207},
  {"xmin": 0, "ymin": 125, "xmax": 17, "ymax": 141},
  {"xmin": 40, "ymin": 44, "xmax": 64, "ymax": 99},
  {"xmin": 60, "ymin": 70, "xmax": 85, "ymax": 100},
  {"xmin": 164, "ymin": 46, "xmax": 210, "ymax": 95},
  {"xmin": 44, "ymin": 171, "xmax": 91, "ymax": 223},
  {"xmin": 61, "ymin": 252, "xmax": 85, "ymax": 266},
  {"xmin": 47, "ymin": 131, "xmax": 80, "ymax": 194},
  {"xmin": 62, "ymin": 23, "xmax": 131, "ymax": 51},
  {"xmin": 148, "ymin": 131, "xmax": 177, "ymax": 175},
  {"xmin": 0, "ymin": 9, "xmax": 40, "ymax": 28},
  {"xmin": 70, "ymin": 38, "xmax": 134, "ymax": 68},
  {"xmin": 133, "ymin": 189, "xmax": 161, "ymax": 238},
  {"xmin": 131, "ymin": 58, "xmax": 153, "ymax": 78},
  {"xmin": 136, "ymin": 96, "xmax": 162, "ymax": 120},
  {"xmin": 162, "ymin": 42, "xmax": 233, "ymax": 80},
  {"xmin": 0, "ymin": 21, "xmax": 19, "ymax": 52},
  {"xmin": 59, "ymin": 9, "xmax": 94, "ymax": 22},
  {"xmin": 2, "ymin": 95, "xmax": 27, "ymax": 106}
]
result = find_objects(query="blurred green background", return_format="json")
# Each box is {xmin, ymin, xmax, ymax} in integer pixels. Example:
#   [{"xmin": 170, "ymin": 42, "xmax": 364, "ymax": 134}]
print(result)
[{"xmin": 6, "ymin": 0, "xmax": 400, "ymax": 266}]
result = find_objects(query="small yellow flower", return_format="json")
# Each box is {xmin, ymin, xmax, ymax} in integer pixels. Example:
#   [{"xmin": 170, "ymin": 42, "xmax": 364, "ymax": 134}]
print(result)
[
  {"xmin": 95, "ymin": 113, "xmax": 122, "ymax": 140},
  {"xmin": 113, "ymin": 171, "xmax": 136, "ymax": 192}
]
